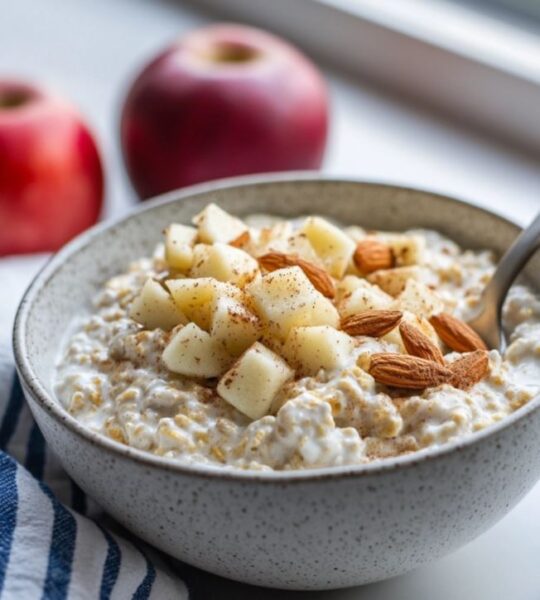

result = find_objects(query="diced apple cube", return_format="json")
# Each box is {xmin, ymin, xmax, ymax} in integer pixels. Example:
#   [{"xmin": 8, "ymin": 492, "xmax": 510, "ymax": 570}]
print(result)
[
  {"xmin": 162, "ymin": 323, "xmax": 232, "ymax": 378},
  {"xmin": 247, "ymin": 266, "xmax": 339, "ymax": 340},
  {"xmin": 189, "ymin": 243, "xmax": 259, "ymax": 287},
  {"xmin": 387, "ymin": 234, "xmax": 425, "ymax": 266},
  {"xmin": 130, "ymin": 278, "xmax": 187, "ymax": 330},
  {"xmin": 252, "ymin": 227, "xmax": 321, "ymax": 265},
  {"xmin": 192, "ymin": 203, "xmax": 248, "ymax": 244},
  {"xmin": 217, "ymin": 342, "xmax": 294, "ymax": 420},
  {"xmin": 251, "ymin": 221, "xmax": 293, "ymax": 256},
  {"xmin": 164, "ymin": 223, "xmax": 198, "ymax": 271},
  {"xmin": 338, "ymin": 279, "xmax": 393, "ymax": 318},
  {"xmin": 336, "ymin": 275, "xmax": 366, "ymax": 303},
  {"xmin": 301, "ymin": 216, "xmax": 356, "ymax": 278},
  {"xmin": 189, "ymin": 244, "xmax": 209, "ymax": 267},
  {"xmin": 210, "ymin": 296, "xmax": 262, "ymax": 356},
  {"xmin": 284, "ymin": 326, "xmax": 356, "ymax": 375},
  {"xmin": 368, "ymin": 266, "xmax": 423, "ymax": 297},
  {"xmin": 166, "ymin": 277, "xmax": 243, "ymax": 330},
  {"xmin": 394, "ymin": 279, "xmax": 444, "ymax": 319},
  {"xmin": 284, "ymin": 232, "xmax": 322, "ymax": 265}
]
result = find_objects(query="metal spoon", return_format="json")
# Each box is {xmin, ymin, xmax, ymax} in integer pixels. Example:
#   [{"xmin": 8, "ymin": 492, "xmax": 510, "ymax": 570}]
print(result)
[{"xmin": 467, "ymin": 211, "xmax": 540, "ymax": 351}]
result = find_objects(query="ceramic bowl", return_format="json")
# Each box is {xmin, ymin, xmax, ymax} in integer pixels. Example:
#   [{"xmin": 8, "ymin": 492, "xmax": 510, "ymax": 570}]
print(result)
[{"xmin": 13, "ymin": 175, "xmax": 540, "ymax": 590}]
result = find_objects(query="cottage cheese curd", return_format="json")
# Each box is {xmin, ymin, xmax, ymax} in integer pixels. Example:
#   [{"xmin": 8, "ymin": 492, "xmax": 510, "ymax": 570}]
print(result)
[{"xmin": 54, "ymin": 205, "xmax": 540, "ymax": 471}]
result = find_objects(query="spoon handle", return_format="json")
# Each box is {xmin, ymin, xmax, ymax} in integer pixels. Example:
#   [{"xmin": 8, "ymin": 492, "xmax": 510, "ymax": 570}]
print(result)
[{"xmin": 483, "ymin": 211, "xmax": 540, "ymax": 319}]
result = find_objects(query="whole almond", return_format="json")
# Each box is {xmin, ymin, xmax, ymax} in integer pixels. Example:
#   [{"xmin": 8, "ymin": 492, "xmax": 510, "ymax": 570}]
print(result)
[
  {"xmin": 369, "ymin": 353, "xmax": 451, "ymax": 389},
  {"xmin": 399, "ymin": 321, "xmax": 445, "ymax": 365},
  {"xmin": 429, "ymin": 312, "xmax": 488, "ymax": 352},
  {"xmin": 229, "ymin": 230, "xmax": 251, "ymax": 248},
  {"xmin": 354, "ymin": 239, "xmax": 394, "ymax": 274},
  {"xmin": 449, "ymin": 350, "xmax": 489, "ymax": 390},
  {"xmin": 258, "ymin": 252, "xmax": 335, "ymax": 298},
  {"xmin": 342, "ymin": 310, "xmax": 402, "ymax": 337}
]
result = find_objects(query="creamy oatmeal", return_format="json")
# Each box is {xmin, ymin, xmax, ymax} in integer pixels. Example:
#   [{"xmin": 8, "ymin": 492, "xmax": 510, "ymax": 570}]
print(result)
[{"xmin": 54, "ymin": 204, "xmax": 540, "ymax": 471}]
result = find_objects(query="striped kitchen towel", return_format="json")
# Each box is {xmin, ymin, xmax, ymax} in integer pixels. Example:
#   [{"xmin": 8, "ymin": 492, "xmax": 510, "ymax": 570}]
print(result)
[{"xmin": 0, "ymin": 256, "xmax": 189, "ymax": 599}]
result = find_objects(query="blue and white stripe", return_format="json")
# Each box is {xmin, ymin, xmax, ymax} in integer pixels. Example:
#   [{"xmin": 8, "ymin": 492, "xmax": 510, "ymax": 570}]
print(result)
[{"xmin": 0, "ymin": 366, "xmax": 189, "ymax": 599}]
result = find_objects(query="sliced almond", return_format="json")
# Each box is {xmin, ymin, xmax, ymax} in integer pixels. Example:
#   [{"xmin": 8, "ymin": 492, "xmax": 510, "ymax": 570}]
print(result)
[
  {"xmin": 341, "ymin": 310, "xmax": 402, "ymax": 337},
  {"xmin": 258, "ymin": 252, "xmax": 336, "ymax": 299},
  {"xmin": 429, "ymin": 312, "xmax": 488, "ymax": 352},
  {"xmin": 369, "ymin": 353, "xmax": 451, "ymax": 389},
  {"xmin": 399, "ymin": 321, "xmax": 445, "ymax": 365},
  {"xmin": 353, "ymin": 239, "xmax": 394, "ymax": 274},
  {"xmin": 448, "ymin": 350, "xmax": 489, "ymax": 390},
  {"xmin": 230, "ymin": 230, "xmax": 251, "ymax": 248}
]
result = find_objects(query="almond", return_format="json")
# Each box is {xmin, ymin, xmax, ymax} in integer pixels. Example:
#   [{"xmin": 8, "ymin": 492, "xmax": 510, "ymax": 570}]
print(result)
[
  {"xmin": 399, "ymin": 321, "xmax": 445, "ymax": 365},
  {"xmin": 341, "ymin": 310, "xmax": 402, "ymax": 337},
  {"xmin": 429, "ymin": 312, "xmax": 488, "ymax": 352},
  {"xmin": 448, "ymin": 350, "xmax": 489, "ymax": 390},
  {"xmin": 258, "ymin": 252, "xmax": 336, "ymax": 299},
  {"xmin": 369, "ymin": 353, "xmax": 452, "ymax": 389},
  {"xmin": 229, "ymin": 230, "xmax": 251, "ymax": 248},
  {"xmin": 353, "ymin": 239, "xmax": 394, "ymax": 274}
]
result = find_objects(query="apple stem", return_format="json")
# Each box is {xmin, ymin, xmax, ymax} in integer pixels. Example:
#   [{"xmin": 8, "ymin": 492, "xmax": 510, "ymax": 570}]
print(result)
[
  {"xmin": 0, "ymin": 90, "xmax": 30, "ymax": 110},
  {"xmin": 210, "ymin": 42, "xmax": 259, "ymax": 64}
]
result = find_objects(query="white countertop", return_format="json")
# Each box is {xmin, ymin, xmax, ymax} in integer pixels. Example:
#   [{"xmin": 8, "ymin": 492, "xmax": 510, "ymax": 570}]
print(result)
[{"xmin": 2, "ymin": 0, "xmax": 539, "ymax": 597}]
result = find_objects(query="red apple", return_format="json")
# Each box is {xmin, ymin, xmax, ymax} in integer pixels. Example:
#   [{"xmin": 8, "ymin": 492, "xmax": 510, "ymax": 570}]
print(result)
[
  {"xmin": 0, "ymin": 80, "xmax": 104, "ymax": 256},
  {"xmin": 120, "ymin": 24, "xmax": 328, "ymax": 199}
]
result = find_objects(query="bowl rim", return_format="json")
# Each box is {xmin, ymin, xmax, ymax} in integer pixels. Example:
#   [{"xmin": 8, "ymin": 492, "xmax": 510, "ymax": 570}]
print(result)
[{"xmin": 13, "ymin": 172, "xmax": 540, "ymax": 483}]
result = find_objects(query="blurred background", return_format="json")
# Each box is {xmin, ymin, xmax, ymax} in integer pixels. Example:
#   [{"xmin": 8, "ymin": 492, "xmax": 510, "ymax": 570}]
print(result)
[
  {"xmin": 2, "ymin": 0, "xmax": 539, "ymax": 225},
  {"xmin": 1, "ymin": 0, "xmax": 539, "ymax": 597}
]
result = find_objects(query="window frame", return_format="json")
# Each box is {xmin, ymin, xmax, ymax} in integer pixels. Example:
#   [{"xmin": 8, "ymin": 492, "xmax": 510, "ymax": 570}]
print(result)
[{"xmin": 193, "ymin": 0, "xmax": 540, "ymax": 154}]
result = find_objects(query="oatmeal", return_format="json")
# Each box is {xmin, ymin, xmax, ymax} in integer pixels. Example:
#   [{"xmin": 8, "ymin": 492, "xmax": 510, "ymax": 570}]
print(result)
[{"xmin": 54, "ymin": 204, "xmax": 540, "ymax": 470}]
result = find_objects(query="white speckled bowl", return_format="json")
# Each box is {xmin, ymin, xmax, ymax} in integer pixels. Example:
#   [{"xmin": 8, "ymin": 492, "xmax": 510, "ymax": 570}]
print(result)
[{"xmin": 13, "ymin": 175, "xmax": 540, "ymax": 590}]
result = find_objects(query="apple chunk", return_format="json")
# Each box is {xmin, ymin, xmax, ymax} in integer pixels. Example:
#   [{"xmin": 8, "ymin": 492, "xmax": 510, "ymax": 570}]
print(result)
[
  {"xmin": 162, "ymin": 322, "xmax": 232, "ymax": 378},
  {"xmin": 338, "ymin": 278, "xmax": 393, "ymax": 318},
  {"xmin": 386, "ymin": 234, "xmax": 425, "ymax": 266},
  {"xmin": 165, "ymin": 277, "xmax": 243, "ymax": 330},
  {"xmin": 394, "ymin": 279, "xmax": 443, "ymax": 319},
  {"xmin": 217, "ymin": 342, "xmax": 294, "ymax": 420},
  {"xmin": 301, "ymin": 216, "xmax": 356, "ymax": 278},
  {"xmin": 189, "ymin": 243, "xmax": 259, "ymax": 287},
  {"xmin": 211, "ymin": 296, "xmax": 262, "ymax": 356},
  {"xmin": 130, "ymin": 278, "xmax": 187, "ymax": 330},
  {"xmin": 165, "ymin": 223, "xmax": 198, "ymax": 271},
  {"xmin": 192, "ymin": 203, "xmax": 248, "ymax": 244},
  {"xmin": 336, "ymin": 275, "xmax": 366, "ymax": 302},
  {"xmin": 284, "ymin": 326, "xmax": 356, "ymax": 375},
  {"xmin": 368, "ymin": 266, "xmax": 423, "ymax": 297},
  {"xmin": 252, "ymin": 225, "xmax": 321, "ymax": 265},
  {"xmin": 247, "ymin": 266, "xmax": 339, "ymax": 340}
]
